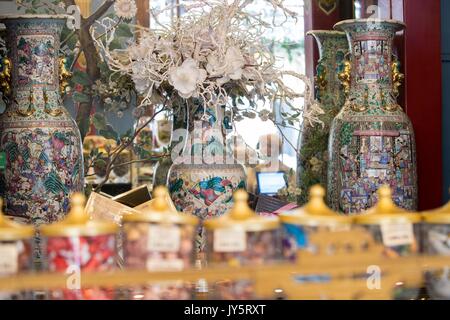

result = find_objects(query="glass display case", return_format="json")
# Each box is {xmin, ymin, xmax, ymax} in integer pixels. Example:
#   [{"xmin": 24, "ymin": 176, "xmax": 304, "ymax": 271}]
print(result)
[
  {"xmin": 122, "ymin": 186, "xmax": 198, "ymax": 300},
  {"xmin": 40, "ymin": 194, "xmax": 118, "ymax": 300},
  {"xmin": 204, "ymin": 190, "xmax": 282, "ymax": 300}
]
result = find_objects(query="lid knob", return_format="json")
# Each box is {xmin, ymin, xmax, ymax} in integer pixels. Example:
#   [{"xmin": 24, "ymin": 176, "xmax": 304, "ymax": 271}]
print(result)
[
  {"xmin": 309, "ymin": 185, "xmax": 325, "ymax": 199},
  {"xmin": 378, "ymin": 185, "xmax": 392, "ymax": 198},
  {"xmin": 230, "ymin": 189, "xmax": 253, "ymax": 220},
  {"xmin": 152, "ymin": 186, "xmax": 171, "ymax": 212},
  {"xmin": 65, "ymin": 192, "xmax": 89, "ymax": 224},
  {"xmin": 234, "ymin": 189, "xmax": 249, "ymax": 203},
  {"xmin": 376, "ymin": 185, "xmax": 395, "ymax": 211}
]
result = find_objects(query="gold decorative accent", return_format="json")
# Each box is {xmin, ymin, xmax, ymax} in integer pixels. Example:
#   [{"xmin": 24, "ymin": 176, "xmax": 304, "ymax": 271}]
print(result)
[
  {"xmin": 0, "ymin": 56, "xmax": 12, "ymax": 101},
  {"xmin": 279, "ymin": 185, "xmax": 352, "ymax": 227},
  {"xmin": 338, "ymin": 59, "xmax": 351, "ymax": 96},
  {"xmin": 40, "ymin": 193, "xmax": 118, "ymax": 237},
  {"xmin": 315, "ymin": 62, "xmax": 328, "ymax": 97},
  {"xmin": 380, "ymin": 89, "xmax": 399, "ymax": 112},
  {"xmin": 16, "ymin": 90, "xmax": 36, "ymax": 117},
  {"xmin": 354, "ymin": 186, "xmax": 421, "ymax": 225},
  {"xmin": 43, "ymin": 90, "xmax": 63, "ymax": 117},
  {"xmin": 0, "ymin": 198, "xmax": 34, "ymax": 241},
  {"xmin": 350, "ymin": 86, "xmax": 369, "ymax": 112},
  {"xmin": 204, "ymin": 189, "xmax": 279, "ymax": 231},
  {"xmin": 392, "ymin": 57, "xmax": 404, "ymax": 98},
  {"xmin": 123, "ymin": 186, "xmax": 198, "ymax": 226},
  {"xmin": 59, "ymin": 57, "xmax": 72, "ymax": 96}
]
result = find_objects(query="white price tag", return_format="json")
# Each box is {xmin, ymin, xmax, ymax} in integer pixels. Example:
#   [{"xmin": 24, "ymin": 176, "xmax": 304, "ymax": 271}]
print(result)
[
  {"xmin": 381, "ymin": 222, "xmax": 414, "ymax": 247},
  {"xmin": 0, "ymin": 244, "xmax": 18, "ymax": 274},
  {"xmin": 147, "ymin": 225, "xmax": 181, "ymax": 252},
  {"xmin": 214, "ymin": 228, "xmax": 246, "ymax": 252},
  {"xmin": 146, "ymin": 258, "xmax": 185, "ymax": 271}
]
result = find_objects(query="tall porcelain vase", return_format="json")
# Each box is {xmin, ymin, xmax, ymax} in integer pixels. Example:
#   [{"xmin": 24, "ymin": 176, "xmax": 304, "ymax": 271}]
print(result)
[
  {"xmin": 167, "ymin": 101, "xmax": 246, "ymax": 254},
  {"xmin": 297, "ymin": 30, "xmax": 348, "ymax": 205},
  {"xmin": 0, "ymin": 15, "xmax": 84, "ymax": 225},
  {"xmin": 327, "ymin": 19, "xmax": 418, "ymax": 214}
]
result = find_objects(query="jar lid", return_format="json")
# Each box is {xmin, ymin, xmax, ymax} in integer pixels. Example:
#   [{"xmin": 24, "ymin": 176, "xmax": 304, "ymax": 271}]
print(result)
[
  {"xmin": 422, "ymin": 202, "xmax": 450, "ymax": 224},
  {"xmin": 204, "ymin": 190, "xmax": 279, "ymax": 232},
  {"xmin": 354, "ymin": 186, "xmax": 421, "ymax": 225},
  {"xmin": 279, "ymin": 185, "xmax": 351, "ymax": 227},
  {"xmin": 0, "ymin": 198, "xmax": 34, "ymax": 241},
  {"xmin": 123, "ymin": 186, "xmax": 198, "ymax": 226},
  {"xmin": 40, "ymin": 193, "xmax": 119, "ymax": 237}
]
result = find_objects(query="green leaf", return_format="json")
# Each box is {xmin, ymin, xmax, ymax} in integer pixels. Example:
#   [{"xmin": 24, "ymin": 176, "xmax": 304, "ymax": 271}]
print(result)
[
  {"xmin": 92, "ymin": 114, "xmax": 108, "ymax": 131},
  {"xmin": 115, "ymin": 24, "xmax": 134, "ymax": 38},
  {"xmin": 94, "ymin": 158, "xmax": 107, "ymax": 168},
  {"xmin": 72, "ymin": 92, "xmax": 90, "ymax": 103},
  {"xmin": 98, "ymin": 125, "xmax": 119, "ymax": 142},
  {"xmin": 71, "ymin": 71, "xmax": 91, "ymax": 86}
]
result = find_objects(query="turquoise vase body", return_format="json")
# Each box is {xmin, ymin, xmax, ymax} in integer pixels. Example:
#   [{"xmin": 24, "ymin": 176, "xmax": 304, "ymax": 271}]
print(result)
[{"xmin": 297, "ymin": 30, "xmax": 348, "ymax": 204}]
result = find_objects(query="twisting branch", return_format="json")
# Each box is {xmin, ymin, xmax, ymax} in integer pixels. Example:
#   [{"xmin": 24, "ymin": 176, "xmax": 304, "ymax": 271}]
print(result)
[
  {"xmin": 94, "ymin": 108, "xmax": 168, "ymax": 192},
  {"xmin": 63, "ymin": 0, "xmax": 116, "ymax": 140},
  {"xmin": 86, "ymin": 0, "xmax": 116, "ymax": 27}
]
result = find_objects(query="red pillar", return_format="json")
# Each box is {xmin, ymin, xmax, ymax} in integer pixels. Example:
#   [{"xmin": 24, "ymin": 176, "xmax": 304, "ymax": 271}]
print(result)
[{"xmin": 402, "ymin": 0, "xmax": 443, "ymax": 209}]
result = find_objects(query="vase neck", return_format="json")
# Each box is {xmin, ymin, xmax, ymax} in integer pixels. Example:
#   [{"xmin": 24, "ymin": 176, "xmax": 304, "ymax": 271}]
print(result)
[
  {"xmin": 340, "ymin": 21, "xmax": 403, "ymax": 112},
  {"xmin": 176, "ymin": 103, "xmax": 233, "ymax": 165},
  {"xmin": 309, "ymin": 32, "xmax": 348, "ymax": 105},
  {"xmin": 2, "ymin": 18, "xmax": 64, "ymax": 105}
]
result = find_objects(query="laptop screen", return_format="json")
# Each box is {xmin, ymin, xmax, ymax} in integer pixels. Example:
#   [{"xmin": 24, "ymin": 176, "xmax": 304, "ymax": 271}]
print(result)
[{"xmin": 257, "ymin": 172, "xmax": 287, "ymax": 195}]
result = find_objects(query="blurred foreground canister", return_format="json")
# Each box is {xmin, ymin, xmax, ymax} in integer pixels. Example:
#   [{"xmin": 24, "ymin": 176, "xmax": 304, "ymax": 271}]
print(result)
[
  {"xmin": 279, "ymin": 185, "xmax": 352, "ymax": 261},
  {"xmin": 122, "ymin": 186, "xmax": 198, "ymax": 300},
  {"xmin": 40, "ymin": 194, "xmax": 118, "ymax": 300},
  {"xmin": 204, "ymin": 190, "xmax": 282, "ymax": 300},
  {"xmin": 422, "ymin": 201, "xmax": 450, "ymax": 299},
  {"xmin": 0, "ymin": 198, "xmax": 34, "ymax": 299},
  {"xmin": 354, "ymin": 186, "xmax": 421, "ymax": 299}
]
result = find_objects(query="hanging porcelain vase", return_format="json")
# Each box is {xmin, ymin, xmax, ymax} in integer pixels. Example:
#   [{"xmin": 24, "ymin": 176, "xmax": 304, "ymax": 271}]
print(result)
[
  {"xmin": 167, "ymin": 101, "xmax": 246, "ymax": 255},
  {"xmin": 327, "ymin": 19, "xmax": 418, "ymax": 214},
  {"xmin": 0, "ymin": 15, "xmax": 84, "ymax": 225},
  {"xmin": 297, "ymin": 30, "xmax": 348, "ymax": 205}
]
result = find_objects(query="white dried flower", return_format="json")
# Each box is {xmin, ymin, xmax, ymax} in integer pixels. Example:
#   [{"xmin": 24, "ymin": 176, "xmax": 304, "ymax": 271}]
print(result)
[
  {"xmin": 206, "ymin": 53, "xmax": 226, "ymax": 78},
  {"xmin": 224, "ymin": 46, "xmax": 245, "ymax": 80},
  {"xmin": 131, "ymin": 61, "xmax": 151, "ymax": 94},
  {"xmin": 169, "ymin": 59, "xmax": 207, "ymax": 99},
  {"xmin": 114, "ymin": 0, "xmax": 137, "ymax": 20}
]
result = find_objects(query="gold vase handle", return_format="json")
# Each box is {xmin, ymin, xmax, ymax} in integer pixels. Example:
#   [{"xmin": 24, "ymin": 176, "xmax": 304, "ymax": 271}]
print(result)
[
  {"xmin": 338, "ymin": 53, "xmax": 351, "ymax": 97},
  {"xmin": 315, "ymin": 60, "xmax": 328, "ymax": 99},
  {"xmin": 15, "ymin": 90, "xmax": 36, "ymax": 117},
  {"xmin": 43, "ymin": 90, "xmax": 63, "ymax": 117},
  {"xmin": 59, "ymin": 57, "xmax": 72, "ymax": 96},
  {"xmin": 0, "ymin": 56, "xmax": 12, "ymax": 102},
  {"xmin": 391, "ymin": 54, "xmax": 404, "ymax": 98}
]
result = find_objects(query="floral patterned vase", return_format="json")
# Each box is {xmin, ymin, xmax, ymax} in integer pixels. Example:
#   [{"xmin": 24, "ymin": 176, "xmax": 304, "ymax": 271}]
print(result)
[
  {"xmin": 297, "ymin": 30, "xmax": 348, "ymax": 205},
  {"xmin": 0, "ymin": 15, "xmax": 83, "ymax": 226},
  {"xmin": 327, "ymin": 19, "xmax": 417, "ymax": 214},
  {"xmin": 168, "ymin": 101, "xmax": 246, "ymax": 253}
]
